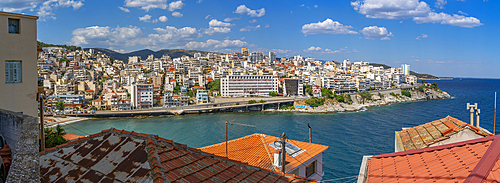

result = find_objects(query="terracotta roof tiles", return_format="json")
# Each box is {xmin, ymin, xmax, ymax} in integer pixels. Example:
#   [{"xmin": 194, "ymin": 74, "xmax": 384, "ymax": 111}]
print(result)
[
  {"xmin": 396, "ymin": 116, "xmax": 492, "ymax": 151},
  {"xmin": 363, "ymin": 135, "xmax": 500, "ymax": 183}
]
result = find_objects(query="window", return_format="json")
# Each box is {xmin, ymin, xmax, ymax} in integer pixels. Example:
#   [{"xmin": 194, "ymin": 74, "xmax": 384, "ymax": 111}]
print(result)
[
  {"xmin": 306, "ymin": 161, "xmax": 316, "ymax": 178},
  {"xmin": 8, "ymin": 18, "xmax": 20, "ymax": 34},
  {"xmin": 5, "ymin": 61, "xmax": 22, "ymax": 83}
]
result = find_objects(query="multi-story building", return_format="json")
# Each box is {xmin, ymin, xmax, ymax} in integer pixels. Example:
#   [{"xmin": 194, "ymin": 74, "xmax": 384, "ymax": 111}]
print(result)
[
  {"xmin": 401, "ymin": 64, "xmax": 410, "ymax": 76},
  {"xmin": 221, "ymin": 75, "xmax": 278, "ymax": 97},
  {"xmin": 283, "ymin": 78, "xmax": 303, "ymax": 96},
  {"xmin": 131, "ymin": 83, "xmax": 153, "ymax": 109},
  {"xmin": 269, "ymin": 52, "xmax": 276, "ymax": 62},
  {"xmin": 196, "ymin": 90, "xmax": 209, "ymax": 104},
  {"xmin": 0, "ymin": 11, "xmax": 38, "ymax": 116},
  {"xmin": 249, "ymin": 52, "xmax": 264, "ymax": 64},
  {"xmin": 241, "ymin": 47, "xmax": 249, "ymax": 56}
]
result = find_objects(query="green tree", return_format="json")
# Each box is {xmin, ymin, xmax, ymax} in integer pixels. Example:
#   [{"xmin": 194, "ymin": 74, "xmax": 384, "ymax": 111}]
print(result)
[
  {"xmin": 402, "ymin": 90, "xmax": 411, "ymax": 98},
  {"xmin": 269, "ymin": 91, "xmax": 278, "ymax": 97},
  {"xmin": 335, "ymin": 94, "xmax": 345, "ymax": 103},
  {"xmin": 55, "ymin": 101, "xmax": 65, "ymax": 111},
  {"xmin": 305, "ymin": 97, "xmax": 324, "ymax": 107},
  {"xmin": 44, "ymin": 125, "xmax": 69, "ymax": 148},
  {"xmin": 321, "ymin": 88, "xmax": 333, "ymax": 98},
  {"xmin": 110, "ymin": 58, "xmax": 115, "ymax": 65},
  {"xmin": 390, "ymin": 82, "xmax": 395, "ymax": 87},
  {"xmin": 173, "ymin": 85, "xmax": 181, "ymax": 94},
  {"xmin": 259, "ymin": 99, "xmax": 266, "ymax": 103},
  {"xmin": 90, "ymin": 106, "xmax": 97, "ymax": 111},
  {"xmin": 304, "ymin": 85, "xmax": 313, "ymax": 96},
  {"xmin": 248, "ymin": 100, "xmax": 257, "ymax": 104},
  {"xmin": 359, "ymin": 91, "xmax": 371, "ymax": 103},
  {"xmin": 432, "ymin": 82, "xmax": 438, "ymax": 88},
  {"xmin": 208, "ymin": 79, "xmax": 221, "ymax": 92}
]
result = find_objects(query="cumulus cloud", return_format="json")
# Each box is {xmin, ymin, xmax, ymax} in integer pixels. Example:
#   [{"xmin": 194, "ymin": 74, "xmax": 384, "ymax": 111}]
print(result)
[
  {"xmin": 158, "ymin": 15, "xmax": 168, "ymax": 22},
  {"xmin": 71, "ymin": 25, "xmax": 202, "ymax": 49},
  {"xmin": 205, "ymin": 15, "xmax": 211, "ymax": 19},
  {"xmin": 413, "ymin": 12, "xmax": 482, "ymax": 28},
  {"xmin": 119, "ymin": 6, "xmax": 130, "ymax": 12},
  {"xmin": 304, "ymin": 46, "xmax": 358, "ymax": 55},
  {"xmin": 124, "ymin": 0, "xmax": 168, "ymax": 11},
  {"xmin": 351, "ymin": 0, "xmax": 482, "ymax": 28},
  {"xmin": 167, "ymin": 0, "xmax": 184, "ymax": 11},
  {"xmin": 71, "ymin": 25, "xmax": 143, "ymax": 47},
  {"xmin": 458, "ymin": 10, "xmax": 468, "ymax": 16},
  {"xmin": 301, "ymin": 19, "xmax": 358, "ymax": 35},
  {"xmin": 234, "ymin": 5, "xmax": 265, "ymax": 17},
  {"xmin": 240, "ymin": 25, "xmax": 261, "ymax": 31},
  {"xmin": 209, "ymin": 19, "xmax": 233, "ymax": 27},
  {"xmin": 203, "ymin": 27, "xmax": 231, "ymax": 35},
  {"xmin": 185, "ymin": 39, "xmax": 249, "ymax": 50},
  {"xmin": 139, "ymin": 14, "xmax": 152, "ymax": 22},
  {"xmin": 38, "ymin": 0, "xmax": 84, "ymax": 20},
  {"xmin": 249, "ymin": 19, "xmax": 257, "ymax": 23},
  {"xmin": 360, "ymin": 26, "xmax": 393, "ymax": 40},
  {"xmin": 416, "ymin": 34, "xmax": 428, "ymax": 40},
  {"xmin": 172, "ymin": 11, "xmax": 183, "ymax": 17},
  {"xmin": 0, "ymin": 0, "xmax": 84, "ymax": 20},
  {"xmin": 435, "ymin": 0, "xmax": 447, "ymax": 9}
]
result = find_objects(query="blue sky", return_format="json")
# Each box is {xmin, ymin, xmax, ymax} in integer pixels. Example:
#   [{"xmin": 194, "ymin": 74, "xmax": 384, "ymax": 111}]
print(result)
[{"xmin": 1, "ymin": 0, "xmax": 499, "ymax": 78}]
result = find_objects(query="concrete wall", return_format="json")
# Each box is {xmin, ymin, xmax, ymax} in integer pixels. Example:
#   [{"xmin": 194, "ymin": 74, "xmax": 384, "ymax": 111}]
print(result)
[
  {"xmin": 0, "ymin": 108, "xmax": 40, "ymax": 182},
  {"xmin": 0, "ymin": 12, "xmax": 39, "ymax": 117}
]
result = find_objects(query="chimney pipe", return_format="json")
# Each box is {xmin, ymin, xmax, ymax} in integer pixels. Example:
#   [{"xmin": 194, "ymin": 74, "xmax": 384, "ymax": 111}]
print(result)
[
  {"xmin": 476, "ymin": 109, "xmax": 480, "ymax": 128},
  {"xmin": 273, "ymin": 148, "xmax": 281, "ymax": 168}
]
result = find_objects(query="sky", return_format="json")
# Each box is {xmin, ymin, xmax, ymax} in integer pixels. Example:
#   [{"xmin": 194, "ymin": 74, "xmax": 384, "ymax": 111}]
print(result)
[{"xmin": 1, "ymin": 0, "xmax": 499, "ymax": 78}]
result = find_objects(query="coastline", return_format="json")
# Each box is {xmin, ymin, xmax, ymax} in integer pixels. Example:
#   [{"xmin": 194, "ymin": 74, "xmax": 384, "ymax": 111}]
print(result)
[{"xmin": 45, "ymin": 116, "xmax": 92, "ymax": 128}]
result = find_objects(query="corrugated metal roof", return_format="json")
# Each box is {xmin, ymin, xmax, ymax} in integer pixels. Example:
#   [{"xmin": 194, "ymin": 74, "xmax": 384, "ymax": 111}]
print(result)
[{"xmin": 40, "ymin": 129, "xmax": 313, "ymax": 183}]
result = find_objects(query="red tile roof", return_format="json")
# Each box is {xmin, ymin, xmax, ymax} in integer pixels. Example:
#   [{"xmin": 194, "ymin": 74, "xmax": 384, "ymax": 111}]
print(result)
[
  {"xmin": 361, "ymin": 135, "xmax": 500, "ymax": 183},
  {"xmin": 199, "ymin": 133, "xmax": 328, "ymax": 174},
  {"xmin": 40, "ymin": 129, "xmax": 311, "ymax": 183},
  {"xmin": 62, "ymin": 133, "xmax": 84, "ymax": 141},
  {"xmin": 396, "ymin": 116, "xmax": 491, "ymax": 151}
]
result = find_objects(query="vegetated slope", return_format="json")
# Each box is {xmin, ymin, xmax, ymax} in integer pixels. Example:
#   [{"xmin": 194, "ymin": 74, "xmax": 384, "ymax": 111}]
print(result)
[
  {"xmin": 369, "ymin": 63, "xmax": 438, "ymax": 79},
  {"xmin": 85, "ymin": 48, "xmax": 212, "ymax": 63}
]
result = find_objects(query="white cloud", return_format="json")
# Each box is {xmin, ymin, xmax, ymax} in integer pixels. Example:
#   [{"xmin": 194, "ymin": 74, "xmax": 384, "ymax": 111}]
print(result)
[
  {"xmin": 360, "ymin": 26, "xmax": 393, "ymax": 40},
  {"xmin": 209, "ymin": 19, "xmax": 233, "ymax": 27},
  {"xmin": 0, "ymin": 0, "xmax": 44, "ymax": 12},
  {"xmin": 234, "ymin": 5, "xmax": 265, "ymax": 17},
  {"xmin": 197, "ymin": 0, "xmax": 202, "ymax": 3},
  {"xmin": 240, "ymin": 25, "xmax": 261, "ymax": 31},
  {"xmin": 351, "ymin": 0, "xmax": 482, "ymax": 28},
  {"xmin": 167, "ymin": 0, "xmax": 184, "ymax": 11},
  {"xmin": 124, "ymin": 0, "xmax": 168, "ymax": 11},
  {"xmin": 413, "ymin": 12, "xmax": 482, "ymax": 28},
  {"xmin": 119, "ymin": 6, "xmax": 130, "ymax": 12},
  {"xmin": 314, "ymin": 5, "xmax": 318, "ymax": 8},
  {"xmin": 0, "ymin": 0, "xmax": 84, "ymax": 20},
  {"xmin": 204, "ymin": 27, "xmax": 231, "ymax": 35},
  {"xmin": 205, "ymin": 15, "xmax": 211, "ymax": 19},
  {"xmin": 301, "ymin": 19, "xmax": 358, "ymax": 35},
  {"xmin": 249, "ymin": 19, "xmax": 257, "ymax": 23},
  {"xmin": 143, "ymin": 26, "xmax": 202, "ymax": 47},
  {"xmin": 265, "ymin": 24, "xmax": 270, "ymax": 28},
  {"xmin": 71, "ymin": 25, "xmax": 143, "ymax": 47},
  {"xmin": 416, "ymin": 34, "xmax": 428, "ymax": 40},
  {"xmin": 185, "ymin": 39, "xmax": 249, "ymax": 50},
  {"xmin": 172, "ymin": 11, "xmax": 183, "ymax": 17},
  {"xmin": 458, "ymin": 10, "xmax": 468, "ymax": 16},
  {"xmin": 304, "ymin": 46, "xmax": 358, "ymax": 55},
  {"xmin": 224, "ymin": 17, "xmax": 240, "ymax": 22},
  {"xmin": 158, "ymin": 15, "xmax": 168, "ymax": 22},
  {"xmin": 139, "ymin": 14, "xmax": 152, "ymax": 22},
  {"xmin": 37, "ymin": 0, "xmax": 84, "ymax": 20},
  {"xmin": 300, "ymin": 4, "xmax": 305, "ymax": 7},
  {"xmin": 351, "ymin": 0, "xmax": 431, "ymax": 19},
  {"xmin": 435, "ymin": 0, "xmax": 447, "ymax": 9}
]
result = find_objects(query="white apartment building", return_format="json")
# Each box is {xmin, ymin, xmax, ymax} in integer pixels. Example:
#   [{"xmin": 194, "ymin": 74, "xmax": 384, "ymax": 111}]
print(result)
[
  {"xmin": 131, "ymin": 83, "xmax": 153, "ymax": 109},
  {"xmin": 402, "ymin": 64, "xmax": 410, "ymax": 76},
  {"xmin": 221, "ymin": 75, "xmax": 278, "ymax": 97},
  {"xmin": 0, "ymin": 11, "xmax": 38, "ymax": 116}
]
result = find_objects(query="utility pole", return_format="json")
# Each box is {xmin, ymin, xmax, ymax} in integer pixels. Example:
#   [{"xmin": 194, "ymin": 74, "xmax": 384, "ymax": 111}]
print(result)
[
  {"xmin": 281, "ymin": 132, "xmax": 287, "ymax": 174},
  {"xmin": 308, "ymin": 123, "xmax": 312, "ymax": 143},
  {"xmin": 225, "ymin": 119, "xmax": 254, "ymax": 158},
  {"xmin": 495, "ymin": 92, "xmax": 497, "ymax": 135}
]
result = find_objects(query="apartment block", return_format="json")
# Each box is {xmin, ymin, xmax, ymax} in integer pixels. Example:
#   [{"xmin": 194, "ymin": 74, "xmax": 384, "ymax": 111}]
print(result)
[
  {"xmin": 221, "ymin": 75, "xmax": 278, "ymax": 97},
  {"xmin": 131, "ymin": 83, "xmax": 153, "ymax": 109}
]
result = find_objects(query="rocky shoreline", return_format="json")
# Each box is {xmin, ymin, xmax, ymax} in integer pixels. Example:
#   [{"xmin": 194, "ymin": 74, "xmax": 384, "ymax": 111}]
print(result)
[{"xmin": 271, "ymin": 88, "xmax": 451, "ymax": 113}]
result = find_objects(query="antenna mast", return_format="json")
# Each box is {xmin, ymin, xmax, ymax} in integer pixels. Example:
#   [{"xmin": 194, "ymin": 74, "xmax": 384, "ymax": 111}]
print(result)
[
  {"xmin": 495, "ymin": 92, "xmax": 497, "ymax": 135},
  {"xmin": 225, "ymin": 119, "xmax": 255, "ymax": 157}
]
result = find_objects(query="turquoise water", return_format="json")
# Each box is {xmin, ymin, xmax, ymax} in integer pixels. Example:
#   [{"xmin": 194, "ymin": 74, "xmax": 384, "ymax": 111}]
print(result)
[{"xmin": 64, "ymin": 78, "xmax": 500, "ymax": 181}]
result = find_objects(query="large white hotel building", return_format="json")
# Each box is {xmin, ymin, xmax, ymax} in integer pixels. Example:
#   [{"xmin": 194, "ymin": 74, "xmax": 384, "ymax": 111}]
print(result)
[{"xmin": 221, "ymin": 75, "xmax": 278, "ymax": 97}]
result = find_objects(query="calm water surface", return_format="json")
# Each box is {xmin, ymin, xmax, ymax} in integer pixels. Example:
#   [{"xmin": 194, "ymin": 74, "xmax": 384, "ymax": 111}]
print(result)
[{"xmin": 65, "ymin": 78, "xmax": 500, "ymax": 182}]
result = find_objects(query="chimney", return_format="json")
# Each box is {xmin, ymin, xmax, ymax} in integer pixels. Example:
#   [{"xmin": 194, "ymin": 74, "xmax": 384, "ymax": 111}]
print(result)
[{"xmin": 273, "ymin": 148, "xmax": 281, "ymax": 168}]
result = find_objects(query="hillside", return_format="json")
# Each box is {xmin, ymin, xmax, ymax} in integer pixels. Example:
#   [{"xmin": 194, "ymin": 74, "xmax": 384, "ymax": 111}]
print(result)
[
  {"xmin": 85, "ymin": 48, "xmax": 211, "ymax": 63},
  {"xmin": 369, "ymin": 63, "xmax": 439, "ymax": 79}
]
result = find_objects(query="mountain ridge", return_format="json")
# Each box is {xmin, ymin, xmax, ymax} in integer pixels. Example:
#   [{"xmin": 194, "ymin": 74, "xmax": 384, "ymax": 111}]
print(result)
[{"xmin": 84, "ymin": 48, "xmax": 212, "ymax": 63}]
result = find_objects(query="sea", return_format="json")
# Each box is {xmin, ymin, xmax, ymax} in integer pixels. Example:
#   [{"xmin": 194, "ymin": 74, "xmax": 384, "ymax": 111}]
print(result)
[{"xmin": 64, "ymin": 78, "xmax": 500, "ymax": 182}]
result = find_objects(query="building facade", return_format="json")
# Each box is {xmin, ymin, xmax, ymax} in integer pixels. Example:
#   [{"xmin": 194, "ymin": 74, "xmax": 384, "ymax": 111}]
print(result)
[
  {"xmin": 221, "ymin": 75, "xmax": 278, "ymax": 97},
  {"xmin": 0, "ymin": 12, "xmax": 39, "ymax": 116},
  {"xmin": 131, "ymin": 83, "xmax": 153, "ymax": 109},
  {"xmin": 283, "ymin": 78, "xmax": 303, "ymax": 96}
]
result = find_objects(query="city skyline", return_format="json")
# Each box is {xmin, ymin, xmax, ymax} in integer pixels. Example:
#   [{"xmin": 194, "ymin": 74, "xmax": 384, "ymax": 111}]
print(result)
[{"xmin": 1, "ymin": 0, "xmax": 499, "ymax": 78}]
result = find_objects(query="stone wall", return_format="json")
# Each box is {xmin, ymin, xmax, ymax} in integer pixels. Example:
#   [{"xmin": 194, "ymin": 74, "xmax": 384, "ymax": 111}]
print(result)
[{"xmin": 0, "ymin": 108, "xmax": 40, "ymax": 183}]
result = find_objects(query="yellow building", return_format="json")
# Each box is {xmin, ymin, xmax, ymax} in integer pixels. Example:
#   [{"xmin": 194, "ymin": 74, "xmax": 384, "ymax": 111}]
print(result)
[{"xmin": 0, "ymin": 11, "xmax": 38, "ymax": 117}]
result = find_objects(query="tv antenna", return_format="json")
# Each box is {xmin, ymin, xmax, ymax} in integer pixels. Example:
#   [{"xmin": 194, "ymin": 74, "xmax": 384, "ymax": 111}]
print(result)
[{"xmin": 225, "ymin": 119, "xmax": 256, "ymax": 157}]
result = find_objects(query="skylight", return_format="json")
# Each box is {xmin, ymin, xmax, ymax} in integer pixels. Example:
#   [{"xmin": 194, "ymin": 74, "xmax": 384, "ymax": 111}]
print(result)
[{"xmin": 269, "ymin": 141, "xmax": 305, "ymax": 157}]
